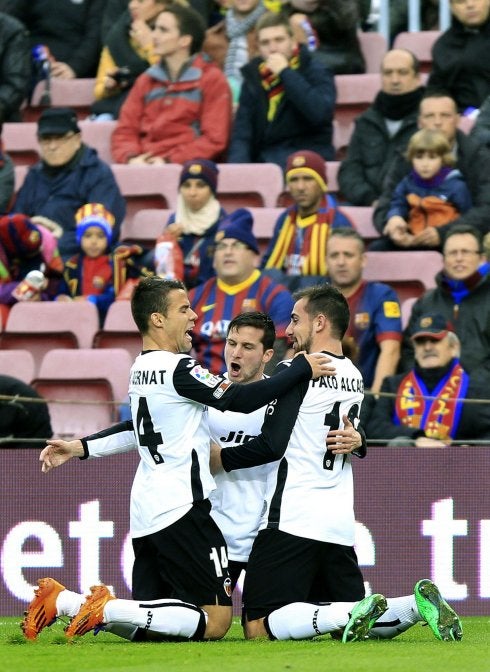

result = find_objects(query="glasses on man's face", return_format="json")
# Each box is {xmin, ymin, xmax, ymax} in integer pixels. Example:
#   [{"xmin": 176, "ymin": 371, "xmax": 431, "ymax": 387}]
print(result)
[
  {"xmin": 444, "ymin": 249, "xmax": 480, "ymax": 259},
  {"xmin": 215, "ymin": 241, "xmax": 249, "ymax": 252},
  {"xmin": 38, "ymin": 132, "xmax": 77, "ymax": 145}
]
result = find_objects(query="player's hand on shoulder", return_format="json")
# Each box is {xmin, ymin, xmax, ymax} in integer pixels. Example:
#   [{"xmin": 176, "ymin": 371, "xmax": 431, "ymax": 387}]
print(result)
[
  {"xmin": 40, "ymin": 439, "xmax": 84, "ymax": 473},
  {"xmin": 299, "ymin": 351, "xmax": 336, "ymax": 379}
]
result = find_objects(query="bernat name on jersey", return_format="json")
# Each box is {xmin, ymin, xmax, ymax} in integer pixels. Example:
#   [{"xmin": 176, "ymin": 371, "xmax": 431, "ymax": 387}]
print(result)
[
  {"xmin": 311, "ymin": 373, "xmax": 364, "ymax": 393},
  {"xmin": 131, "ymin": 369, "xmax": 167, "ymax": 385}
]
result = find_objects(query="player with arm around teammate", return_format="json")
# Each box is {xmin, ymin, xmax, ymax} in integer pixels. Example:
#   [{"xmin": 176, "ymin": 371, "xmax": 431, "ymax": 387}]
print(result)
[
  {"xmin": 212, "ymin": 284, "xmax": 463, "ymax": 643},
  {"xmin": 22, "ymin": 277, "xmax": 332, "ymax": 644}
]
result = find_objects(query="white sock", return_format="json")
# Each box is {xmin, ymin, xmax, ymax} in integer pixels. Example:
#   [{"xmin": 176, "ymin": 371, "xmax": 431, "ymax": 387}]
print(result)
[
  {"xmin": 266, "ymin": 601, "xmax": 355, "ymax": 640},
  {"xmin": 104, "ymin": 622, "xmax": 139, "ymax": 640},
  {"xmin": 368, "ymin": 595, "xmax": 420, "ymax": 639},
  {"xmin": 104, "ymin": 598, "xmax": 207, "ymax": 640},
  {"xmin": 55, "ymin": 589, "xmax": 85, "ymax": 618}
]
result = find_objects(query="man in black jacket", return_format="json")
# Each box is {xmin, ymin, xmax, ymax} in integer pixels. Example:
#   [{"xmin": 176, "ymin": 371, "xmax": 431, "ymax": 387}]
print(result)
[
  {"xmin": 372, "ymin": 90, "xmax": 490, "ymax": 251},
  {"xmin": 428, "ymin": 0, "xmax": 490, "ymax": 112},
  {"xmin": 228, "ymin": 11, "xmax": 335, "ymax": 170},
  {"xmin": 338, "ymin": 48, "xmax": 424, "ymax": 207},
  {"xmin": 0, "ymin": 11, "xmax": 30, "ymax": 123},
  {"xmin": 366, "ymin": 312, "xmax": 490, "ymax": 447},
  {"xmin": 400, "ymin": 224, "xmax": 490, "ymax": 375}
]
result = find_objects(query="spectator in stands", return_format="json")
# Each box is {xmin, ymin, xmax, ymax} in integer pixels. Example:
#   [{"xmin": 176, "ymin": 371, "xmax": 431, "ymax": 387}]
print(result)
[
  {"xmin": 367, "ymin": 313, "xmax": 490, "ymax": 447},
  {"xmin": 91, "ymin": 0, "xmax": 180, "ymax": 121},
  {"xmin": 9, "ymin": 0, "xmax": 105, "ymax": 78},
  {"xmin": 373, "ymin": 90, "xmax": 490, "ymax": 249},
  {"xmin": 11, "ymin": 108, "xmax": 126, "ymax": 260},
  {"xmin": 159, "ymin": 159, "xmax": 227, "ymax": 288},
  {"xmin": 470, "ymin": 91, "xmax": 490, "ymax": 148},
  {"xmin": 111, "ymin": 4, "xmax": 232, "ymax": 165},
  {"xmin": 189, "ymin": 208, "xmax": 294, "ymax": 373},
  {"xmin": 0, "ymin": 11, "xmax": 30, "ymax": 123},
  {"xmin": 288, "ymin": 0, "xmax": 365, "ymax": 75},
  {"xmin": 401, "ymin": 224, "xmax": 490, "ymax": 376},
  {"xmin": 261, "ymin": 149, "xmax": 353, "ymax": 290},
  {"xmin": 228, "ymin": 12, "xmax": 336, "ymax": 170},
  {"xmin": 0, "ymin": 374, "xmax": 52, "ymax": 447},
  {"xmin": 222, "ymin": 0, "xmax": 267, "ymax": 98},
  {"xmin": 0, "ymin": 213, "xmax": 64, "ymax": 324},
  {"xmin": 57, "ymin": 204, "xmax": 151, "ymax": 325},
  {"xmin": 379, "ymin": 128, "xmax": 472, "ymax": 252},
  {"xmin": 0, "ymin": 141, "xmax": 14, "ymax": 213},
  {"xmin": 338, "ymin": 48, "xmax": 424, "ymax": 207},
  {"xmin": 326, "ymin": 227, "xmax": 402, "ymax": 394},
  {"xmin": 428, "ymin": 0, "xmax": 490, "ymax": 113}
]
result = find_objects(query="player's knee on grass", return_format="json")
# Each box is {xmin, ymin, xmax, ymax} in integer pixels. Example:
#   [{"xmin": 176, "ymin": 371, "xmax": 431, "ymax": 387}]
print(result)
[
  {"xmin": 202, "ymin": 604, "xmax": 232, "ymax": 640},
  {"xmin": 244, "ymin": 617, "xmax": 268, "ymax": 640}
]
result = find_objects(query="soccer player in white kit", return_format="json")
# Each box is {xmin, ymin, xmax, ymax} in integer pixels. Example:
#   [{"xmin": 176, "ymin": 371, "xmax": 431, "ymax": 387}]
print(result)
[
  {"xmin": 213, "ymin": 285, "xmax": 463, "ymax": 643},
  {"xmin": 23, "ymin": 278, "xmax": 332, "ymax": 643}
]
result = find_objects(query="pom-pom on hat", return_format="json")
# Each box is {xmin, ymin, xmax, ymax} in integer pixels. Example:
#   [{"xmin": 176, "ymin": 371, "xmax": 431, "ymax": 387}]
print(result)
[
  {"xmin": 37, "ymin": 107, "xmax": 80, "ymax": 136},
  {"xmin": 285, "ymin": 150, "xmax": 328, "ymax": 192},
  {"xmin": 75, "ymin": 203, "xmax": 115, "ymax": 245},
  {"xmin": 0, "ymin": 214, "xmax": 42, "ymax": 256},
  {"xmin": 214, "ymin": 208, "xmax": 259, "ymax": 254},
  {"xmin": 179, "ymin": 159, "xmax": 219, "ymax": 194},
  {"xmin": 410, "ymin": 313, "xmax": 454, "ymax": 341}
]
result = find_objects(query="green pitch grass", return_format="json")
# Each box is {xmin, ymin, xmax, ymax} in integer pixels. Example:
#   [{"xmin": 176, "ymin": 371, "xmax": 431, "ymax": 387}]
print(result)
[{"xmin": 2, "ymin": 616, "xmax": 487, "ymax": 672}]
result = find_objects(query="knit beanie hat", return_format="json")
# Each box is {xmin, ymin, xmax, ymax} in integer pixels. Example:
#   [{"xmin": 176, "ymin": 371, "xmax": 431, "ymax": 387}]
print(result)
[
  {"xmin": 179, "ymin": 159, "xmax": 219, "ymax": 194},
  {"xmin": 75, "ymin": 203, "xmax": 115, "ymax": 245},
  {"xmin": 285, "ymin": 150, "xmax": 328, "ymax": 192},
  {"xmin": 215, "ymin": 208, "xmax": 259, "ymax": 254},
  {"xmin": 0, "ymin": 214, "xmax": 42, "ymax": 256}
]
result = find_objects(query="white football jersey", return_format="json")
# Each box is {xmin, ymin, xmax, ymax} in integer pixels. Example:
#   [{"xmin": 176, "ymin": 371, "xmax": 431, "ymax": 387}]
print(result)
[
  {"xmin": 207, "ymin": 376, "xmax": 274, "ymax": 562},
  {"xmin": 261, "ymin": 354, "xmax": 364, "ymax": 545}
]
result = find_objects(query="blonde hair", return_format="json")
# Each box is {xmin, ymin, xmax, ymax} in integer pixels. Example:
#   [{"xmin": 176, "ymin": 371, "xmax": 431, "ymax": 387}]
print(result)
[{"xmin": 405, "ymin": 129, "xmax": 455, "ymax": 167}]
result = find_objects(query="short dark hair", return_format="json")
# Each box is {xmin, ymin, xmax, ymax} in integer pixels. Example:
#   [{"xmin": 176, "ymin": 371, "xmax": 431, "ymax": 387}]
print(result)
[
  {"xmin": 227, "ymin": 311, "xmax": 276, "ymax": 350},
  {"xmin": 293, "ymin": 284, "xmax": 350, "ymax": 340},
  {"xmin": 131, "ymin": 277, "xmax": 186, "ymax": 334},
  {"xmin": 256, "ymin": 11, "xmax": 293, "ymax": 36},
  {"xmin": 161, "ymin": 3, "xmax": 206, "ymax": 54},
  {"xmin": 419, "ymin": 88, "xmax": 458, "ymax": 112},
  {"xmin": 443, "ymin": 224, "xmax": 483, "ymax": 253},
  {"xmin": 327, "ymin": 227, "xmax": 365, "ymax": 253}
]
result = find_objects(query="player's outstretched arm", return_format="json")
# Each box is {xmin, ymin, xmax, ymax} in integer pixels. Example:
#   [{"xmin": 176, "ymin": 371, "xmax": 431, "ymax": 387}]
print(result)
[{"xmin": 40, "ymin": 439, "xmax": 84, "ymax": 473}]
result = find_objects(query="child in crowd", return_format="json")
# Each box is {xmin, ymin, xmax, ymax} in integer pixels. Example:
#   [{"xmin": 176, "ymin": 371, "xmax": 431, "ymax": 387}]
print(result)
[
  {"xmin": 0, "ymin": 213, "xmax": 64, "ymax": 324},
  {"xmin": 158, "ymin": 159, "xmax": 227, "ymax": 288},
  {"xmin": 58, "ymin": 203, "xmax": 151, "ymax": 324},
  {"xmin": 385, "ymin": 129, "xmax": 472, "ymax": 248}
]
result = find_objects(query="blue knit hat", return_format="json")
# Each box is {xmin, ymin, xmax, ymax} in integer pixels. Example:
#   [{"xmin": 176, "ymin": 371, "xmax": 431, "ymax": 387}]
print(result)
[
  {"xmin": 215, "ymin": 208, "xmax": 259, "ymax": 254},
  {"xmin": 75, "ymin": 203, "xmax": 115, "ymax": 245},
  {"xmin": 179, "ymin": 159, "xmax": 219, "ymax": 194}
]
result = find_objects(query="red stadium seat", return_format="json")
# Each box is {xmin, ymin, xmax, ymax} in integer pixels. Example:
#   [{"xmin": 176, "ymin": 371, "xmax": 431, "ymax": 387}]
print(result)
[
  {"xmin": 23, "ymin": 78, "xmax": 96, "ymax": 121},
  {"xmin": 112, "ymin": 164, "xmax": 181, "ymax": 234},
  {"xmin": 337, "ymin": 206, "xmax": 379, "ymax": 243},
  {"xmin": 0, "ymin": 349, "xmax": 35, "ymax": 384},
  {"xmin": 0, "ymin": 301, "xmax": 100, "ymax": 376},
  {"xmin": 334, "ymin": 73, "xmax": 381, "ymax": 134},
  {"xmin": 401, "ymin": 296, "xmax": 418, "ymax": 329},
  {"xmin": 392, "ymin": 31, "xmax": 442, "ymax": 73},
  {"xmin": 120, "ymin": 208, "xmax": 169, "ymax": 245},
  {"xmin": 216, "ymin": 163, "xmax": 284, "ymax": 210},
  {"xmin": 363, "ymin": 250, "xmax": 443, "ymax": 303},
  {"xmin": 32, "ymin": 348, "xmax": 132, "ymax": 437},
  {"xmin": 79, "ymin": 120, "xmax": 117, "ymax": 164},
  {"xmin": 93, "ymin": 301, "xmax": 141, "ymax": 360},
  {"xmin": 358, "ymin": 30, "xmax": 388, "ymax": 74}
]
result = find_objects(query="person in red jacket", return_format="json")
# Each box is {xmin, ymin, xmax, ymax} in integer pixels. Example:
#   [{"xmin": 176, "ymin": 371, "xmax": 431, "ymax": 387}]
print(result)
[{"xmin": 111, "ymin": 3, "xmax": 232, "ymax": 165}]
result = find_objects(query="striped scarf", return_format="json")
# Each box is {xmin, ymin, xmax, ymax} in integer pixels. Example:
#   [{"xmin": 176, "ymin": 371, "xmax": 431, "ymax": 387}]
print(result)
[
  {"xmin": 394, "ymin": 360, "xmax": 469, "ymax": 440},
  {"xmin": 265, "ymin": 197, "xmax": 335, "ymax": 276},
  {"xmin": 259, "ymin": 46, "xmax": 300, "ymax": 121}
]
